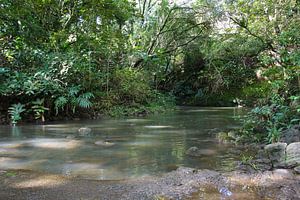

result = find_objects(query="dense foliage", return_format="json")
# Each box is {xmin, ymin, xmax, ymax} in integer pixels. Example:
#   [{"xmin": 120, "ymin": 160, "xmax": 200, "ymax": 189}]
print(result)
[{"xmin": 0, "ymin": 0, "xmax": 299, "ymax": 137}]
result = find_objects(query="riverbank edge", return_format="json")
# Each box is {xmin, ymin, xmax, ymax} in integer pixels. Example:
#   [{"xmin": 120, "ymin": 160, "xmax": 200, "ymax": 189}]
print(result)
[{"xmin": 0, "ymin": 166, "xmax": 299, "ymax": 200}]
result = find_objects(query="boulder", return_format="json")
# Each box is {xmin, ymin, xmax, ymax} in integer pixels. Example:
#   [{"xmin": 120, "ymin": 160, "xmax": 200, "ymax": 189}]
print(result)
[
  {"xmin": 272, "ymin": 169, "xmax": 294, "ymax": 179},
  {"xmin": 280, "ymin": 125, "xmax": 300, "ymax": 144},
  {"xmin": 294, "ymin": 166, "xmax": 300, "ymax": 174},
  {"xmin": 264, "ymin": 142, "xmax": 287, "ymax": 168},
  {"xmin": 286, "ymin": 142, "xmax": 300, "ymax": 166},
  {"xmin": 78, "ymin": 127, "xmax": 92, "ymax": 136},
  {"xmin": 186, "ymin": 147, "xmax": 201, "ymax": 156}
]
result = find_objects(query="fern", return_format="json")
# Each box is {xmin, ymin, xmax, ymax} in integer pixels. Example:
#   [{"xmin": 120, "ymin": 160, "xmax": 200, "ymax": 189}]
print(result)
[
  {"xmin": 54, "ymin": 96, "xmax": 67, "ymax": 114},
  {"xmin": 8, "ymin": 103, "xmax": 26, "ymax": 125},
  {"xmin": 55, "ymin": 87, "xmax": 94, "ymax": 114},
  {"xmin": 68, "ymin": 86, "xmax": 80, "ymax": 96},
  {"xmin": 77, "ymin": 92, "xmax": 94, "ymax": 108}
]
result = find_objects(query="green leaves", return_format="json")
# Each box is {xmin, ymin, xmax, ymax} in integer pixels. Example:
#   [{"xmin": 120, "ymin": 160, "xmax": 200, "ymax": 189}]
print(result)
[
  {"xmin": 77, "ymin": 92, "xmax": 94, "ymax": 108},
  {"xmin": 31, "ymin": 98, "xmax": 49, "ymax": 121},
  {"xmin": 54, "ymin": 86, "xmax": 94, "ymax": 115},
  {"xmin": 8, "ymin": 103, "xmax": 26, "ymax": 125},
  {"xmin": 54, "ymin": 96, "xmax": 68, "ymax": 115}
]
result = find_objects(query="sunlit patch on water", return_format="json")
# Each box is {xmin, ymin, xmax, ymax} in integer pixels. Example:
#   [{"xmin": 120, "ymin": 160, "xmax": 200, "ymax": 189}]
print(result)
[
  {"xmin": 125, "ymin": 140, "xmax": 163, "ymax": 147},
  {"xmin": 144, "ymin": 125, "xmax": 173, "ymax": 129},
  {"xmin": 0, "ymin": 141, "xmax": 24, "ymax": 148},
  {"xmin": 125, "ymin": 119, "xmax": 151, "ymax": 123},
  {"xmin": 0, "ymin": 157, "xmax": 47, "ymax": 170},
  {"xmin": 25, "ymin": 138, "xmax": 82, "ymax": 149},
  {"xmin": 185, "ymin": 109, "xmax": 226, "ymax": 112}
]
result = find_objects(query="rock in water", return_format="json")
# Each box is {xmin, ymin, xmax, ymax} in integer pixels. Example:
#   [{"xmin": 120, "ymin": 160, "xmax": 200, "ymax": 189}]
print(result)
[
  {"xmin": 185, "ymin": 147, "xmax": 215, "ymax": 157},
  {"xmin": 78, "ymin": 127, "xmax": 91, "ymax": 136},
  {"xmin": 227, "ymin": 131, "xmax": 237, "ymax": 139},
  {"xmin": 216, "ymin": 132, "xmax": 229, "ymax": 142},
  {"xmin": 186, "ymin": 147, "xmax": 201, "ymax": 156},
  {"xmin": 264, "ymin": 142, "xmax": 287, "ymax": 168},
  {"xmin": 208, "ymin": 128, "xmax": 221, "ymax": 135},
  {"xmin": 286, "ymin": 142, "xmax": 300, "ymax": 166},
  {"xmin": 66, "ymin": 135, "xmax": 76, "ymax": 139}
]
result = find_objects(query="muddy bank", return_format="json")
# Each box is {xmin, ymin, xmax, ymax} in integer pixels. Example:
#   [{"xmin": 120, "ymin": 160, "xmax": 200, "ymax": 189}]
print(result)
[{"xmin": 0, "ymin": 167, "xmax": 299, "ymax": 200}]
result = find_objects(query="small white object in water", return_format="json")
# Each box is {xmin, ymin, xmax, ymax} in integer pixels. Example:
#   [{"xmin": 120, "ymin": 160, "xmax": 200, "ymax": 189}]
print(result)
[
  {"xmin": 78, "ymin": 127, "xmax": 91, "ymax": 136},
  {"xmin": 219, "ymin": 187, "xmax": 232, "ymax": 197},
  {"xmin": 95, "ymin": 140, "xmax": 115, "ymax": 147}
]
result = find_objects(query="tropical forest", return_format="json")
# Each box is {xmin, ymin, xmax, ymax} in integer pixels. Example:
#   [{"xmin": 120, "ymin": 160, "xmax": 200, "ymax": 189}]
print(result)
[{"xmin": 0, "ymin": 0, "xmax": 299, "ymax": 199}]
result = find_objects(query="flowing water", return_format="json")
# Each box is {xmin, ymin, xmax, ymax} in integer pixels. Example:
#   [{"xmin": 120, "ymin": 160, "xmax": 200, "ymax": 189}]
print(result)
[{"xmin": 0, "ymin": 107, "xmax": 245, "ymax": 180}]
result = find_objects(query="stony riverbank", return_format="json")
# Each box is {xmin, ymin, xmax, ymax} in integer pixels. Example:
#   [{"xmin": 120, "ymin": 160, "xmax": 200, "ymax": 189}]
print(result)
[{"xmin": 0, "ymin": 166, "xmax": 299, "ymax": 200}]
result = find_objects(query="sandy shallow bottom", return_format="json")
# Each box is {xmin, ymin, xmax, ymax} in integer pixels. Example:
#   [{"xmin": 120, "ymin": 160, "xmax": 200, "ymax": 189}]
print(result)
[{"xmin": 0, "ymin": 167, "xmax": 299, "ymax": 200}]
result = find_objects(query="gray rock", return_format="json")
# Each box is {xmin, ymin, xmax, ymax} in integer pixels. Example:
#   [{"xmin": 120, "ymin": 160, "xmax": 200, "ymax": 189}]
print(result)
[
  {"xmin": 257, "ymin": 149, "xmax": 268, "ymax": 159},
  {"xmin": 255, "ymin": 158, "xmax": 271, "ymax": 164},
  {"xmin": 186, "ymin": 147, "xmax": 200, "ymax": 156},
  {"xmin": 66, "ymin": 135, "xmax": 76, "ymax": 139},
  {"xmin": 264, "ymin": 142, "xmax": 287, "ymax": 168},
  {"xmin": 286, "ymin": 142, "xmax": 300, "ymax": 166},
  {"xmin": 280, "ymin": 125, "xmax": 300, "ymax": 144},
  {"xmin": 78, "ymin": 127, "xmax": 91, "ymax": 136},
  {"xmin": 272, "ymin": 169, "xmax": 294, "ymax": 179},
  {"xmin": 294, "ymin": 166, "xmax": 300, "ymax": 174}
]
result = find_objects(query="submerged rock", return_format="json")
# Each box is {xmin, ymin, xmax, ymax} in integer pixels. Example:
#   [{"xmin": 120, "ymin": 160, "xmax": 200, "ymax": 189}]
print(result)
[
  {"xmin": 286, "ymin": 142, "xmax": 300, "ymax": 166},
  {"xmin": 185, "ymin": 147, "xmax": 215, "ymax": 157},
  {"xmin": 78, "ymin": 127, "xmax": 91, "ymax": 136},
  {"xmin": 207, "ymin": 128, "xmax": 221, "ymax": 135},
  {"xmin": 66, "ymin": 135, "xmax": 76, "ymax": 139},
  {"xmin": 280, "ymin": 125, "xmax": 300, "ymax": 144},
  {"xmin": 264, "ymin": 142, "xmax": 287, "ymax": 168},
  {"xmin": 186, "ymin": 147, "xmax": 200, "ymax": 156},
  {"xmin": 95, "ymin": 140, "xmax": 115, "ymax": 147}
]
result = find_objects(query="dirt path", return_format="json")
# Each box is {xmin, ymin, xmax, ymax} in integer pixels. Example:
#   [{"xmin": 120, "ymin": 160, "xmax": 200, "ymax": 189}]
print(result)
[{"xmin": 0, "ymin": 168, "xmax": 299, "ymax": 200}]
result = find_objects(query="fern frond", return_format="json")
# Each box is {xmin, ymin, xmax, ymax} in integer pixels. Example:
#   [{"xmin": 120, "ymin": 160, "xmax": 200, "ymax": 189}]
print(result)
[
  {"xmin": 68, "ymin": 86, "xmax": 80, "ymax": 96},
  {"xmin": 54, "ymin": 96, "xmax": 67, "ymax": 114}
]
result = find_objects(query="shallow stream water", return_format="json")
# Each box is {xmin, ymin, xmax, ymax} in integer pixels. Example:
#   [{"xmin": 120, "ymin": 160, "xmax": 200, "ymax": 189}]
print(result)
[{"xmin": 0, "ymin": 107, "xmax": 245, "ymax": 180}]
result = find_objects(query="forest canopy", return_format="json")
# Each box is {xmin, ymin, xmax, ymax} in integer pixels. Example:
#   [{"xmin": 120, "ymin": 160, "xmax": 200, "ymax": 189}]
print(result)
[{"xmin": 0, "ymin": 0, "xmax": 299, "ymax": 137}]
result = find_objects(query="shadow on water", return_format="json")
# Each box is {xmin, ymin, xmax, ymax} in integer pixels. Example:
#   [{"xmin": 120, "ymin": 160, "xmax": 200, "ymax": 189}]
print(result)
[{"xmin": 0, "ymin": 107, "xmax": 246, "ymax": 180}]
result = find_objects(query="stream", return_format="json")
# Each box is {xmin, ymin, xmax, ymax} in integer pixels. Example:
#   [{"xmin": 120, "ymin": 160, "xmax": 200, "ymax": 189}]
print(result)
[{"xmin": 0, "ymin": 107, "xmax": 245, "ymax": 180}]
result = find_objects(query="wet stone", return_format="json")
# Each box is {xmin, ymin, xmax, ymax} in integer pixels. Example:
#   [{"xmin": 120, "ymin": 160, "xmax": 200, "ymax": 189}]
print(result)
[
  {"xmin": 294, "ymin": 166, "xmax": 300, "ymax": 174},
  {"xmin": 78, "ymin": 127, "xmax": 91, "ymax": 136},
  {"xmin": 264, "ymin": 142, "xmax": 287, "ymax": 168},
  {"xmin": 286, "ymin": 142, "xmax": 300, "ymax": 166}
]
